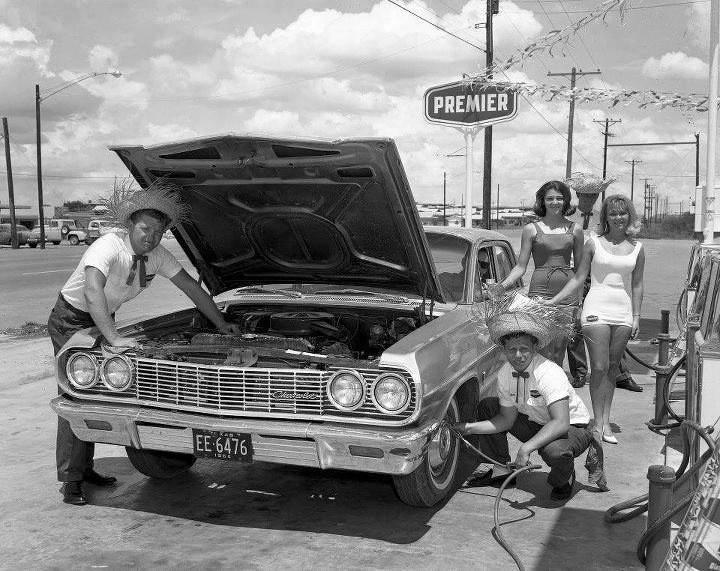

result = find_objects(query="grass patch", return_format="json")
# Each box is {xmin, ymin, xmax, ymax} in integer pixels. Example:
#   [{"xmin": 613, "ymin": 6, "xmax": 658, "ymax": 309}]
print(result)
[{"xmin": 0, "ymin": 321, "xmax": 49, "ymax": 338}]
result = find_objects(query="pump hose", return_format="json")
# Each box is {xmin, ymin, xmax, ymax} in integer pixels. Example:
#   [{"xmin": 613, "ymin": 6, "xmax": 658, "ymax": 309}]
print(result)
[
  {"xmin": 448, "ymin": 425, "xmax": 542, "ymax": 571},
  {"xmin": 603, "ymin": 421, "xmax": 716, "ymax": 565},
  {"xmin": 645, "ymin": 354, "xmax": 688, "ymax": 432}
]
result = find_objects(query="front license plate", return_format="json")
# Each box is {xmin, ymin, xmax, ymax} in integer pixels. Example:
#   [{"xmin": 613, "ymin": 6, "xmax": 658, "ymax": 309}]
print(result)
[{"xmin": 192, "ymin": 429, "xmax": 253, "ymax": 462}]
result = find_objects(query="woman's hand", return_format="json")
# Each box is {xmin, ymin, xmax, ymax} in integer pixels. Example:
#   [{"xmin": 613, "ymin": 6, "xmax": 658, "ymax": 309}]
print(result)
[
  {"xmin": 487, "ymin": 282, "xmax": 506, "ymax": 298},
  {"xmin": 631, "ymin": 315, "xmax": 641, "ymax": 339}
]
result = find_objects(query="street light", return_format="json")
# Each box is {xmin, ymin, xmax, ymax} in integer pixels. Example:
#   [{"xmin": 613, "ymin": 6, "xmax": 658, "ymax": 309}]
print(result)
[{"xmin": 35, "ymin": 71, "xmax": 122, "ymax": 248}]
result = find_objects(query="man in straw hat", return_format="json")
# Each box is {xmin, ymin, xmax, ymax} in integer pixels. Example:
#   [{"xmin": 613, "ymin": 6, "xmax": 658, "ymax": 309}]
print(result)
[
  {"xmin": 455, "ymin": 295, "xmax": 594, "ymax": 500},
  {"xmin": 48, "ymin": 180, "xmax": 240, "ymax": 506}
]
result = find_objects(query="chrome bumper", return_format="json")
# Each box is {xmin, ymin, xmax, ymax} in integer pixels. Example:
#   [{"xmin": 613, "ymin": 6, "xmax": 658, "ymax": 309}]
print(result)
[{"xmin": 50, "ymin": 396, "xmax": 438, "ymax": 476}]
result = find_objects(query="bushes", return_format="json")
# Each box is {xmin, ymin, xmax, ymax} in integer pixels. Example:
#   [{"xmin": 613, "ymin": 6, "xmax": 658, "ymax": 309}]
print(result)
[{"xmin": 638, "ymin": 212, "xmax": 695, "ymax": 239}]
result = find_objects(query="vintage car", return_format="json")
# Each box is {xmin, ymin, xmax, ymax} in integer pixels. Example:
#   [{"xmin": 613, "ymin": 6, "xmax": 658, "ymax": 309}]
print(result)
[
  {"xmin": 50, "ymin": 135, "xmax": 520, "ymax": 507},
  {"xmin": 0, "ymin": 223, "xmax": 30, "ymax": 246}
]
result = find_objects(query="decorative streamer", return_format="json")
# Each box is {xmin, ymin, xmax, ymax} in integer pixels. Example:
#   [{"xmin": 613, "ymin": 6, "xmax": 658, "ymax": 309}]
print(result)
[
  {"xmin": 456, "ymin": 80, "xmax": 715, "ymax": 113},
  {"xmin": 471, "ymin": 0, "xmax": 632, "ymax": 81}
]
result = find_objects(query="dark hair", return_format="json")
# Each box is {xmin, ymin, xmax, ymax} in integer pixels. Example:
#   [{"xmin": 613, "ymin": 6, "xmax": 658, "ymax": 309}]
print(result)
[
  {"xmin": 532, "ymin": 180, "xmax": 576, "ymax": 217},
  {"xmin": 129, "ymin": 208, "xmax": 171, "ymax": 227},
  {"xmin": 499, "ymin": 331, "xmax": 538, "ymax": 346}
]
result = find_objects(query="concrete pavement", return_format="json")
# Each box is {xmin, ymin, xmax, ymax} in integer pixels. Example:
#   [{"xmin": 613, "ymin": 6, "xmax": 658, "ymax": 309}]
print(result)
[{"xmin": 0, "ymin": 333, "xmax": 687, "ymax": 570}]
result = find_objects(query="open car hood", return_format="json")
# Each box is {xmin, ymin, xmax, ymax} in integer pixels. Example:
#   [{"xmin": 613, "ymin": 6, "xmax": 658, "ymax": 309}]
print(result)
[{"xmin": 110, "ymin": 134, "xmax": 444, "ymax": 301}]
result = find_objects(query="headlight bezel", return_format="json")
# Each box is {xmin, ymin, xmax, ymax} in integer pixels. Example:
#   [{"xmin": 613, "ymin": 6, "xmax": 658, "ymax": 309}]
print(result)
[
  {"xmin": 65, "ymin": 352, "xmax": 99, "ymax": 389},
  {"xmin": 371, "ymin": 372, "xmax": 411, "ymax": 415},
  {"xmin": 326, "ymin": 369, "xmax": 367, "ymax": 411},
  {"xmin": 99, "ymin": 354, "xmax": 134, "ymax": 392}
]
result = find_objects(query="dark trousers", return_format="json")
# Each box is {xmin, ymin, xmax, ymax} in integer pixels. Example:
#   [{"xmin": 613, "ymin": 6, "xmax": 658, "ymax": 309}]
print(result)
[
  {"xmin": 476, "ymin": 397, "xmax": 593, "ymax": 488},
  {"xmin": 48, "ymin": 295, "xmax": 96, "ymax": 482}
]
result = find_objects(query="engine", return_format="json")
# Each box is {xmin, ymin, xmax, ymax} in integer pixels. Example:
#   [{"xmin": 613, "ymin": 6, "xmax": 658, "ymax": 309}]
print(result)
[{"xmin": 137, "ymin": 305, "xmax": 421, "ymax": 369}]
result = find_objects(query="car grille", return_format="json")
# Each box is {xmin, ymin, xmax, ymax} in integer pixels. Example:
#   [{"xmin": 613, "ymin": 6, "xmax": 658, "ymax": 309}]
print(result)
[{"xmin": 70, "ymin": 353, "xmax": 417, "ymax": 423}]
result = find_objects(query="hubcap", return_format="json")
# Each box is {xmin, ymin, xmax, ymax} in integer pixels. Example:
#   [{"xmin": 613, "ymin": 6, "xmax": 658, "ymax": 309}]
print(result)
[{"xmin": 428, "ymin": 423, "xmax": 451, "ymax": 471}]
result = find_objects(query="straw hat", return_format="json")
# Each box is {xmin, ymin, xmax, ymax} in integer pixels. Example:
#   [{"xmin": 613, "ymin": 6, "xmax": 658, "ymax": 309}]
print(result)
[
  {"xmin": 474, "ymin": 292, "xmax": 575, "ymax": 349},
  {"xmin": 100, "ymin": 178, "xmax": 190, "ymax": 229},
  {"xmin": 565, "ymin": 172, "xmax": 619, "ymax": 195}
]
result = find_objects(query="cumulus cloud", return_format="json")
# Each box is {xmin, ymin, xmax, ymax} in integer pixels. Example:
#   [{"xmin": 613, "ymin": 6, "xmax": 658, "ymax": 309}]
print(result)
[
  {"xmin": 0, "ymin": 23, "xmax": 52, "ymax": 73},
  {"xmin": 88, "ymin": 45, "xmax": 120, "ymax": 72},
  {"xmin": 642, "ymin": 52, "xmax": 708, "ymax": 80}
]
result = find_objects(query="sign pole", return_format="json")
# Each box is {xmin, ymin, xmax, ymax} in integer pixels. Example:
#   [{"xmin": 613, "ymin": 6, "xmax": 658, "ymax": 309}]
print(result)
[
  {"xmin": 464, "ymin": 129, "xmax": 473, "ymax": 228},
  {"xmin": 703, "ymin": 0, "xmax": 719, "ymax": 244}
]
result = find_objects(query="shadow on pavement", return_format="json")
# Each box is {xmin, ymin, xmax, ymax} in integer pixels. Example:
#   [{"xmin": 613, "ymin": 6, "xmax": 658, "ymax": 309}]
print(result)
[{"xmin": 88, "ymin": 455, "xmax": 446, "ymax": 544}]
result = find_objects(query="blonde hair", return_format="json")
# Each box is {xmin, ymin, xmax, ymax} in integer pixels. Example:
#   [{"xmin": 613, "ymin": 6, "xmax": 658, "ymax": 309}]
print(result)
[{"xmin": 598, "ymin": 194, "xmax": 641, "ymax": 237}]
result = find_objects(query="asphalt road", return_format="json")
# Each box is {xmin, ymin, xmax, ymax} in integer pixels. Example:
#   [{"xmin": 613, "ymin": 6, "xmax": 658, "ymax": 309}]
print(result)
[{"xmin": 0, "ymin": 239, "xmax": 196, "ymax": 331}]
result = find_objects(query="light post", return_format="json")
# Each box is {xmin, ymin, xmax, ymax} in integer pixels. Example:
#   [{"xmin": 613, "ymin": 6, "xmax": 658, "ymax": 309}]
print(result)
[{"xmin": 35, "ymin": 71, "xmax": 121, "ymax": 249}]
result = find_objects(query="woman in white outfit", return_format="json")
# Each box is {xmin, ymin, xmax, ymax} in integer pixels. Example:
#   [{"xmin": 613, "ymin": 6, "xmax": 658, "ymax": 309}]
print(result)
[{"xmin": 549, "ymin": 195, "xmax": 645, "ymax": 445}]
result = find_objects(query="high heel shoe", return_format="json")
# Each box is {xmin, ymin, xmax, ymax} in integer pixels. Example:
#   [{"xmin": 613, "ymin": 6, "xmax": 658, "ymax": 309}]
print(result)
[{"xmin": 602, "ymin": 431, "xmax": 618, "ymax": 445}]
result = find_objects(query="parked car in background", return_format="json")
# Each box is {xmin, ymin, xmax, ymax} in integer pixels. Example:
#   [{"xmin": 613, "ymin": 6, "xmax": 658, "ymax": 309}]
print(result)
[
  {"xmin": 51, "ymin": 135, "xmax": 522, "ymax": 507},
  {"xmin": 27, "ymin": 218, "xmax": 87, "ymax": 247},
  {"xmin": 84, "ymin": 219, "xmax": 125, "ymax": 245},
  {"xmin": 0, "ymin": 223, "xmax": 30, "ymax": 246}
]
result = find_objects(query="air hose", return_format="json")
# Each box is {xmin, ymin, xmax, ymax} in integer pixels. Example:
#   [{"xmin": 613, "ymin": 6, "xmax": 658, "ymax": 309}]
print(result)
[
  {"xmin": 448, "ymin": 424, "xmax": 542, "ymax": 571},
  {"xmin": 604, "ymin": 420, "xmax": 716, "ymax": 565},
  {"xmin": 644, "ymin": 354, "xmax": 688, "ymax": 432}
]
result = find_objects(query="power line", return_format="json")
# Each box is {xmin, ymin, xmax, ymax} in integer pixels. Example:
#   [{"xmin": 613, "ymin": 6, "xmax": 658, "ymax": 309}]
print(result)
[{"xmin": 385, "ymin": 0, "xmax": 486, "ymax": 52}]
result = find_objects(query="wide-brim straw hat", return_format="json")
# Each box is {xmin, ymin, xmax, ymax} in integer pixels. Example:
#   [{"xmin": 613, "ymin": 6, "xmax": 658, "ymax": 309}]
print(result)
[
  {"xmin": 486, "ymin": 311, "xmax": 555, "ymax": 348},
  {"xmin": 474, "ymin": 292, "xmax": 575, "ymax": 349},
  {"xmin": 100, "ymin": 178, "xmax": 190, "ymax": 229},
  {"xmin": 565, "ymin": 172, "xmax": 618, "ymax": 195}
]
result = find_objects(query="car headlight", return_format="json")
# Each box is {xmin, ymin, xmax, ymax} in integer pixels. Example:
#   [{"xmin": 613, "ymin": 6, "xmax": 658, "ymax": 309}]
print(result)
[
  {"xmin": 372, "ymin": 373, "xmax": 411, "ymax": 414},
  {"xmin": 327, "ymin": 370, "xmax": 366, "ymax": 411},
  {"xmin": 65, "ymin": 353, "xmax": 99, "ymax": 389},
  {"xmin": 100, "ymin": 355, "xmax": 134, "ymax": 392}
]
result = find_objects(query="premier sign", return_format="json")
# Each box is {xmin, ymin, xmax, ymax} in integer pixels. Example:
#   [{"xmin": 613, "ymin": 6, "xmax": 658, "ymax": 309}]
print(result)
[{"xmin": 424, "ymin": 81, "xmax": 518, "ymax": 127}]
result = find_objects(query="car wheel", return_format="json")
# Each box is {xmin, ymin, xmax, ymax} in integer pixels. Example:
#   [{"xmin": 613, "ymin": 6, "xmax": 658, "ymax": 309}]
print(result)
[
  {"xmin": 69, "ymin": 235, "xmax": 79, "ymax": 246},
  {"xmin": 125, "ymin": 447, "xmax": 197, "ymax": 479},
  {"xmin": 392, "ymin": 397, "xmax": 461, "ymax": 507},
  {"xmin": 28, "ymin": 242, "xmax": 37, "ymax": 248},
  {"xmin": 52, "ymin": 241, "xmax": 61, "ymax": 245},
  {"xmin": 85, "ymin": 238, "xmax": 95, "ymax": 246}
]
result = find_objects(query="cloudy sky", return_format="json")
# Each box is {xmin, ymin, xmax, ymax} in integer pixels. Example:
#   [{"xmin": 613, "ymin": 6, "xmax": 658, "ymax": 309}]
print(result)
[{"xmin": 0, "ymin": 0, "xmax": 713, "ymax": 215}]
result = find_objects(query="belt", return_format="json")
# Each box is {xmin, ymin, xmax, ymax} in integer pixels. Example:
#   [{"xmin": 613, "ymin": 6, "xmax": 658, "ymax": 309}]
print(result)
[
  {"xmin": 56, "ymin": 294, "xmax": 92, "ymax": 319},
  {"xmin": 571, "ymin": 423, "xmax": 589, "ymax": 429}
]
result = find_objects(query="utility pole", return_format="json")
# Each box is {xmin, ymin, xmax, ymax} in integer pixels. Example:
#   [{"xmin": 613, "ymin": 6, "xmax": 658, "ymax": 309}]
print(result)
[
  {"xmin": 640, "ymin": 178, "xmax": 653, "ymax": 225},
  {"xmin": 593, "ymin": 118, "xmax": 622, "ymax": 200},
  {"xmin": 443, "ymin": 171, "xmax": 447, "ymax": 226},
  {"xmin": 482, "ymin": 0, "xmax": 499, "ymax": 230},
  {"xmin": 548, "ymin": 68, "xmax": 601, "ymax": 179},
  {"xmin": 624, "ymin": 159, "xmax": 642, "ymax": 202},
  {"xmin": 2, "ymin": 118, "xmax": 18, "ymax": 249},
  {"xmin": 696, "ymin": 132, "xmax": 701, "ymax": 188}
]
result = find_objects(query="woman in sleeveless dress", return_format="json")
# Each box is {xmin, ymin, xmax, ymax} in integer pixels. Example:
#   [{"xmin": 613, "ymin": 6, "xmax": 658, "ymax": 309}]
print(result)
[
  {"xmin": 491, "ymin": 180, "xmax": 584, "ymax": 367},
  {"xmin": 550, "ymin": 195, "xmax": 645, "ymax": 445}
]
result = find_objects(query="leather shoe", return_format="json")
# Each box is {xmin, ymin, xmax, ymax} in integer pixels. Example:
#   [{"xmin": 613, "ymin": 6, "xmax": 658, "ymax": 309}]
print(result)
[
  {"xmin": 83, "ymin": 469, "xmax": 117, "ymax": 486},
  {"xmin": 464, "ymin": 469, "xmax": 516, "ymax": 489},
  {"xmin": 571, "ymin": 376, "xmax": 586, "ymax": 389},
  {"xmin": 617, "ymin": 378, "xmax": 643, "ymax": 392},
  {"xmin": 551, "ymin": 470, "xmax": 575, "ymax": 501},
  {"xmin": 61, "ymin": 481, "xmax": 88, "ymax": 505}
]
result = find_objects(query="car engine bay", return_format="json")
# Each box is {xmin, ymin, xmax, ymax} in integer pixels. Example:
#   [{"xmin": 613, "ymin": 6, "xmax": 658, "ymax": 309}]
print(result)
[{"xmin": 135, "ymin": 304, "xmax": 424, "ymax": 368}]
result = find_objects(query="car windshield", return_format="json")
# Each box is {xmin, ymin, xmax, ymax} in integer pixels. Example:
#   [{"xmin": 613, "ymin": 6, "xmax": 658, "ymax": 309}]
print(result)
[
  {"xmin": 425, "ymin": 233, "xmax": 470, "ymax": 302},
  {"xmin": 217, "ymin": 232, "xmax": 470, "ymax": 304}
]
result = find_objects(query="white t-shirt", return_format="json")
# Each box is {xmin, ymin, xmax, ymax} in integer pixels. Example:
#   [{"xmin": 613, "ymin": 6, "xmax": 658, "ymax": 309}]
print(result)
[
  {"xmin": 61, "ymin": 233, "xmax": 183, "ymax": 314},
  {"xmin": 496, "ymin": 354, "xmax": 590, "ymax": 426}
]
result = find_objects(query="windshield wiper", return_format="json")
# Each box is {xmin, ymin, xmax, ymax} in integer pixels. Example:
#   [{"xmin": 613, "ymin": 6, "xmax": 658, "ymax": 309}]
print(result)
[
  {"xmin": 234, "ymin": 286, "xmax": 303, "ymax": 299},
  {"xmin": 313, "ymin": 288, "xmax": 409, "ymax": 303}
]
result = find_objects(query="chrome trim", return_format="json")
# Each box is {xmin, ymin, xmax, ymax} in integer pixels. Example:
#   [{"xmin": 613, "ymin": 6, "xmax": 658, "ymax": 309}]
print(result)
[
  {"xmin": 100, "ymin": 354, "xmax": 134, "ymax": 392},
  {"xmin": 59, "ymin": 350, "xmax": 420, "ymax": 426},
  {"xmin": 50, "ymin": 396, "xmax": 438, "ymax": 476},
  {"xmin": 371, "ymin": 373, "xmax": 411, "ymax": 415},
  {"xmin": 66, "ymin": 352, "xmax": 99, "ymax": 389},
  {"xmin": 326, "ymin": 370, "xmax": 367, "ymax": 411}
]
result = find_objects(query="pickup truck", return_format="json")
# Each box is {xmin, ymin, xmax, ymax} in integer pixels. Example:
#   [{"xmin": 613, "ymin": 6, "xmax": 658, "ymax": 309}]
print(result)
[
  {"xmin": 27, "ymin": 219, "xmax": 87, "ymax": 247},
  {"xmin": 84, "ymin": 219, "xmax": 125, "ymax": 245}
]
